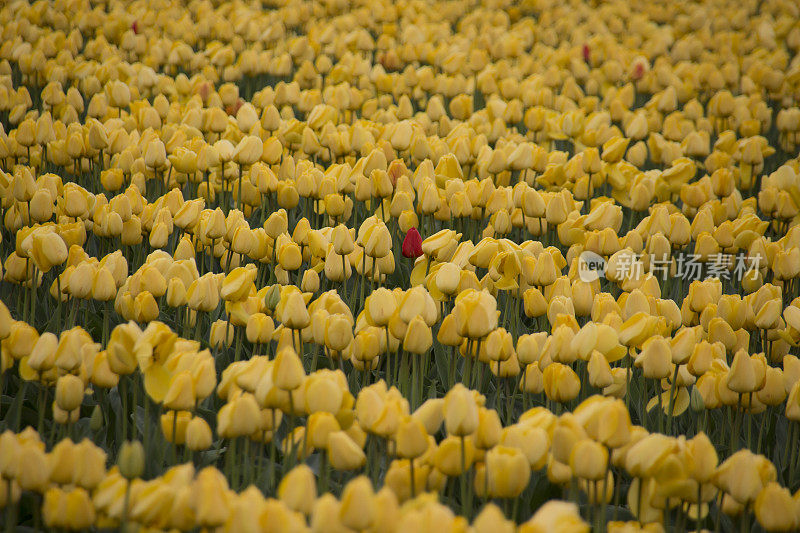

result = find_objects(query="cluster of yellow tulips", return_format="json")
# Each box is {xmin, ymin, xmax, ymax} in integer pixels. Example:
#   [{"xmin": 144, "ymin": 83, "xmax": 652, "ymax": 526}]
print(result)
[{"xmin": 2, "ymin": 0, "xmax": 800, "ymax": 530}]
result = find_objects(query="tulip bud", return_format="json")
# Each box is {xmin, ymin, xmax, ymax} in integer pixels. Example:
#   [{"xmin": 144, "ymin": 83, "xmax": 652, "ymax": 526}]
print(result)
[
  {"xmin": 278, "ymin": 464, "xmax": 317, "ymax": 515},
  {"xmin": 55, "ymin": 374, "xmax": 84, "ymax": 412},
  {"xmin": 486, "ymin": 445, "xmax": 531, "ymax": 498},
  {"xmin": 569, "ymin": 439, "xmax": 608, "ymax": 481},
  {"xmin": 304, "ymin": 374, "xmax": 344, "ymax": 414},
  {"xmin": 282, "ymin": 291, "xmax": 310, "ymax": 330},
  {"xmin": 164, "ymin": 371, "xmax": 196, "ymax": 411},
  {"xmin": 193, "ymin": 467, "xmax": 231, "ymax": 527},
  {"xmin": 402, "ymin": 228, "xmax": 424, "ymax": 259},
  {"xmin": 324, "ymin": 314, "xmax": 353, "ymax": 353},
  {"xmin": 90, "ymin": 405, "xmax": 103, "ymax": 432},
  {"xmin": 31, "ymin": 231, "xmax": 68, "ymax": 273},
  {"xmin": 246, "ymin": 313, "xmax": 275, "ymax": 345},
  {"xmin": 118, "ymin": 440, "xmax": 145, "ymax": 479},
  {"xmin": 362, "ymin": 221, "xmax": 392, "ymax": 259},
  {"xmin": 435, "ymin": 434, "xmax": 477, "ymax": 476},
  {"xmin": 588, "ymin": 351, "xmax": 614, "ymax": 389},
  {"xmin": 29, "ymin": 189, "xmax": 54, "ymax": 223},
  {"xmin": 523, "ymin": 500, "xmax": 589, "ymax": 531},
  {"xmin": 15, "ymin": 443, "xmax": 49, "ymax": 492},
  {"xmin": 475, "ymin": 408, "xmax": 502, "ymax": 450},
  {"xmin": 264, "ymin": 284, "xmax": 281, "ymax": 311},
  {"xmin": 307, "ymin": 412, "xmax": 340, "ymax": 449},
  {"xmin": 300, "ymin": 269, "xmax": 319, "ymax": 293},
  {"xmin": 543, "ymin": 362, "xmax": 581, "ymax": 403},
  {"xmin": 42, "ymin": 486, "xmax": 96, "ymax": 530},
  {"xmin": 217, "ymin": 392, "xmax": 261, "ymax": 438},
  {"xmin": 165, "ymin": 278, "xmax": 187, "ymax": 308},
  {"xmin": 727, "ymin": 349, "xmax": 759, "ymax": 394},
  {"xmin": 402, "ymin": 316, "xmax": 432, "ymax": 354},
  {"xmin": 521, "ymin": 362, "xmax": 545, "ymax": 394},
  {"xmin": 160, "ymin": 410, "xmax": 191, "ymax": 445},
  {"xmin": 395, "ymin": 415, "xmax": 429, "ymax": 459},
  {"xmin": 443, "ymin": 383, "xmax": 479, "ymax": 436},
  {"xmin": 754, "ymin": 482, "xmax": 799, "ymax": 532},
  {"xmin": 273, "ymin": 347, "xmax": 305, "ymax": 390},
  {"xmin": 635, "ymin": 336, "xmax": 672, "ymax": 380},
  {"xmin": 339, "ymin": 476, "xmax": 375, "ymax": 531},
  {"xmin": 144, "ymin": 139, "xmax": 167, "ymax": 169},
  {"xmin": 92, "ymin": 266, "xmax": 117, "ymax": 301},
  {"xmin": 328, "ymin": 431, "xmax": 367, "ymax": 471}
]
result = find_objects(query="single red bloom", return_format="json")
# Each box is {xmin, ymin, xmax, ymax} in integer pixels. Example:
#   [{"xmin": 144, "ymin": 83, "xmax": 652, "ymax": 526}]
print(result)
[
  {"xmin": 632, "ymin": 62, "xmax": 645, "ymax": 81},
  {"xmin": 132, "ymin": 21, "xmax": 139, "ymax": 34},
  {"xmin": 402, "ymin": 228, "xmax": 423, "ymax": 258},
  {"xmin": 582, "ymin": 44, "xmax": 590, "ymax": 63}
]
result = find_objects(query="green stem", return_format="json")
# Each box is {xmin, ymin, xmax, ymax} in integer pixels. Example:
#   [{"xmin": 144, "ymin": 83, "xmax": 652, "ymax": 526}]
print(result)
[
  {"xmin": 460, "ymin": 436, "xmax": 468, "ymax": 517},
  {"xmin": 237, "ymin": 164, "xmax": 243, "ymax": 212},
  {"xmin": 120, "ymin": 378, "xmax": 128, "ymax": 442},
  {"xmin": 398, "ymin": 349, "xmax": 409, "ymax": 399},
  {"xmin": 29, "ymin": 270, "xmax": 37, "ymax": 324},
  {"xmin": 625, "ymin": 350, "xmax": 632, "ymax": 412},
  {"xmin": 696, "ymin": 482, "xmax": 703, "ymax": 532},
  {"xmin": 225, "ymin": 437, "xmax": 236, "ymax": 486},
  {"xmin": 409, "ymin": 458, "xmax": 416, "ymax": 498},
  {"xmin": 268, "ymin": 425, "xmax": 277, "ymax": 492},
  {"xmin": 120, "ymin": 480, "xmax": 131, "ymax": 532},
  {"xmin": 411, "ymin": 353, "xmax": 420, "ymax": 410},
  {"xmin": 448, "ymin": 345, "xmax": 457, "ymax": 390},
  {"xmin": 731, "ymin": 395, "xmax": 742, "ymax": 453},
  {"xmin": 243, "ymin": 437, "xmax": 251, "ymax": 488},
  {"xmin": 756, "ymin": 411, "xmax": 767, "ymax": 455},
  {"xmin": 36, "ymin": 385, "xmax": 46, "ymax": 435},
  {"xmin": 234, "ymin": 328, "xmax": 243, "ymax": 362},
  {"xmin": 665, "ymin": 365, "xmax": 680, "ymax": 434},
  {"xmin": 171, "ymin": 410, "xmax": 178, "ymax": 464},
  {"xmin": 131, "ymin": 375, "xmax": 138, "ymax": 440},
  {"xmin": 13, "ymin": 381, "xmax": 28, "ymax": 431},
  {"xmin": 319, "ymin": 452, "xmax": 329, "ymax": 494},
  {"xmin": 789, "ymin": 422, "xmax": 799, "ymax": 486},
  {"xmin": 657, "ymin": 382, "xmax": 664, "ymax": 434}
]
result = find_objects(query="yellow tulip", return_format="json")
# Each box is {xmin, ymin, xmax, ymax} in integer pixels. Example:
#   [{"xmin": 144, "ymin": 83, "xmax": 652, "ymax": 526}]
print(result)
[
  {"xmin": 713, "ymin": 449, "xmax": 777, "ymax": 506},
  {"xmin": 443, "ymin": 383, "xmax": 479, "ymax": 436},
  {"xmin": 569, "ymin": 439, "xmax": 608, "ymax": 481},
  {"xmin": 55, "ymin": 374, "xmax": 84, "ymax": 413},
  {"xmin": 543, "ymin": 362, "xmax": 580, "ymax": 403},
  {"xmin": 217, "ymin": 392, "xmax": 261, "ymax": 439},
  {"xmin": 754, "ymin": 482, "xmax": 799, "ymax": 532},
  {"xmin": 518, "ymin": 501, "xmax": 589, "ymax": 533},
  {"xmin": 192, "ymin": 467, "xmax": 231, "ymax": 527},
  {"xmin": 395, "ymin": 415, "xmax": 429, "ymax": 459},
  {"xmin": 160, "ymin": 410, "xmax": 191, "ymax": 445},
  {"xmin": 43, "ymin": 487, "xmax": 96, "ymax": 530},
  {"xmin": 186, "ymin": 416, "xmax": 213, "ymax": 451},
  {"xmin": 339, "ymin": 476, "xmax": 375, "ymax": 530},
  {"xmin": 485, "ymin": 445, "xmax": 531, "ymax": 498},
  {"xmin": 328, "ymin": 431, "xmax": 366, "ymax": 471},
  {"xmin": 278, "ymin": 464, "xmax": 317, "ymax": 515}
]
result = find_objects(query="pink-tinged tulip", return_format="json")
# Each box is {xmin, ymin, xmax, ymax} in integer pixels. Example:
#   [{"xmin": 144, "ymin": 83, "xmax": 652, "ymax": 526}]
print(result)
[{"xmin": 402, "ymin": 228, "xmax": 423, "ymax": 259}]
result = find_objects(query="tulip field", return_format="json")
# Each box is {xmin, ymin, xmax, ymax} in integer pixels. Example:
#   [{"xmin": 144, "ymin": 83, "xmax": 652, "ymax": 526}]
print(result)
[{"xmin": 3, "ymin": 0, "xmax": 800, "ymax": 530}]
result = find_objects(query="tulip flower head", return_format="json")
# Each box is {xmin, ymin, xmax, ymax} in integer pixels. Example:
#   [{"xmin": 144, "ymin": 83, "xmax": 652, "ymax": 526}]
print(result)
[{"xmin": 402, "ymin": 228, "xmax": 423, "ymax": 259}]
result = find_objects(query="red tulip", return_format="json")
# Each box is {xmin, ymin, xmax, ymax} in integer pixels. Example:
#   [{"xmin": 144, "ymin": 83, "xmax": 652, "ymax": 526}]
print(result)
[
  {"xmin": 632, "ymin": 62, "xmax": 645, "ymax": 81},
  {"xmin": 582, "ymin": 44, "xmax": 590, "ymax": 63},
  {"xmin": 402, "ymin": 228, "xmax": 423, "ymax": 258},
  {"xmin": 132, "ymin": 21, "xmax": 139, "ymax": 34}
]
